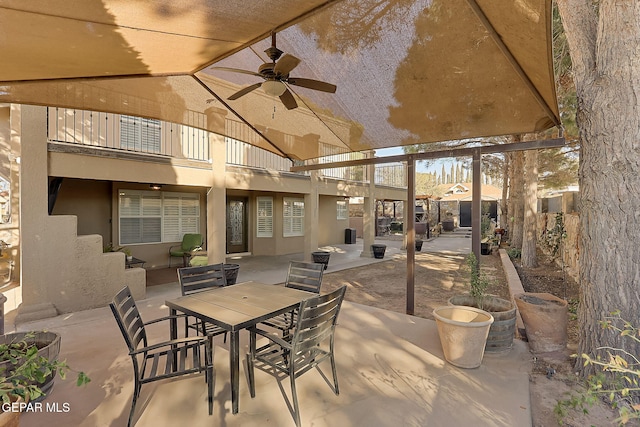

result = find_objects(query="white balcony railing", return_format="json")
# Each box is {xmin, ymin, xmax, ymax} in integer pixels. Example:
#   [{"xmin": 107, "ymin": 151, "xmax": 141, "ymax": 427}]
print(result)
[{"xmin": 46, "ymin": 108, "xmax": 406, "ymax": 188}]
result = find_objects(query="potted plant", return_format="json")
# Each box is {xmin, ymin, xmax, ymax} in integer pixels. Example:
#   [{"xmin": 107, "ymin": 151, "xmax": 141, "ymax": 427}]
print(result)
[
  {"xmin": 442, "ymin": 211, "xmax": 455, "ymax": 232},
  {"xmin": 0, "ymin": 331, "xmax": 90, "ymax": 423},
  {"xmin": 104, "ymin": 243, "xmax": 133, "ymax": 261},
  {"xmin": 448, "ymin": 253, "xmax": 517, "ymax": 353}
]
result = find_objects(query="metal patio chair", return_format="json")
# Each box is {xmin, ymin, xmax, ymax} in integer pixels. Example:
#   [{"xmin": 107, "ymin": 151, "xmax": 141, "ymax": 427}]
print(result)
[
  {"xmin": 259, "ymin": 261, "xmax": 324, "ymax": 336},
  {"xmin": 109, "ymin": 286, "xmax": 214, "ymax": 426},
  {"xmin": 177, "ymin": 263, "xmax": 229, "ymax": 341},
  {"xmin": 246, "ymin": 285, "xmax": 347, "ymax": 427}
]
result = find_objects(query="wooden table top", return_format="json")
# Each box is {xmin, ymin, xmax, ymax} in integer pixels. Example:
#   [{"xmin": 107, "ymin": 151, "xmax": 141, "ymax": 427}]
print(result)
[{"xmin": 165, "ymin": 281, "xmax": 312, "ymax": 331}]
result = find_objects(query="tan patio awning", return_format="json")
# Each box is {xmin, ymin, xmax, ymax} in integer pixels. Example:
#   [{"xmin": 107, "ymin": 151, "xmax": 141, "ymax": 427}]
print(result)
[{"xmin": 0, "ymin": 0, "xmax": 560, "ymax": 161}]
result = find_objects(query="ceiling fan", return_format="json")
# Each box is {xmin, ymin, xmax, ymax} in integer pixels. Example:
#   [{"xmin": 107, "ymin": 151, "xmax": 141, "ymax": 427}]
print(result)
[{"xmin": 213, "ymin": 32, "xmax": 337, "ymax": 110}]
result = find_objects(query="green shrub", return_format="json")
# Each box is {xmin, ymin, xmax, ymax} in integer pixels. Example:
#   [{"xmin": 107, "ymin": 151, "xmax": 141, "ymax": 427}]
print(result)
[{"xmin": 507, "ymin": 248, "xmax": 521, "ymax": 259}]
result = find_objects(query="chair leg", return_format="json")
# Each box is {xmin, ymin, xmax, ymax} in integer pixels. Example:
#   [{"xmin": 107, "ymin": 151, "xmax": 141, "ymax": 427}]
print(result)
[
  {"xmin": 290, "ymin": 366, "xmax": 301, "ymax": 427},
  {"xmin": 248, "ymin": 331, "xmax": 256, "ymax": 398},
  {"xmin": 330, "ymin": 353, "xmax": 340, "ymax": 395},
  {"xmin": 128, "ymin": 378, "xmax": 142, "ymax": 427},
  {"xmin": 206, "ymin": 340, "xmax": 215, "ymax": 415}
]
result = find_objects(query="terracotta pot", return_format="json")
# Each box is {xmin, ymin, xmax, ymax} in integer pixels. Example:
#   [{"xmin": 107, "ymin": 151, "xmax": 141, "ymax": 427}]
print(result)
[
  {"xmin": 448, "ymin": 295, "xmax": 517, "ymax": 353},
  {"xmin": 0, "ymin": 396, "xmax": 21, "ymax": 427},
  {"xmin": 433, "ymin": 305, "xmax": 494, "ymax": 369},
  {"xmin": 514, "ymin": 292, "xmax": 568, "ymax": 353}
]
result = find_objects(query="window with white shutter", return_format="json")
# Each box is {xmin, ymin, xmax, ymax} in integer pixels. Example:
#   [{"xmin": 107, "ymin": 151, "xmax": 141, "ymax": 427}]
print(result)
[
  {"xmin": 119, "ymin": 190, "xmax": 199, "ymax": 245},
  {"xmin": 283, "ymin": 198, "xmax": 304, "ymax": 237},
  {"xmin": 337, "ymin": 200, "xmax": 348, "ymax": 219},
  {"xmin": 120, "ymin": 116, "xmax": 161, "ymax": 153},
  {"xmin": 257, "ymin": 197, "xmax": 273, "ymax": 237}
]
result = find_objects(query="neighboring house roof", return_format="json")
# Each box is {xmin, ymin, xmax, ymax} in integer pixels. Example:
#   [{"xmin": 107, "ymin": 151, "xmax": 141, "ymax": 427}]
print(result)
[{"xmin": 438, "ymin": 182, "xmax": 502, "ymax": 201}]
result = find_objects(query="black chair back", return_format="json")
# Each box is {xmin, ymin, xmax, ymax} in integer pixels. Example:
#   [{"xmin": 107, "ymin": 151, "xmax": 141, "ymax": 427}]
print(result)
[
  {"xmin": 109, "ymin": 286, "xmax": 147, "ymax": 353},
  {"xmin": 178, "ymin": 263, "xmax": 227, "ymax": 296},
  {"xmin": 285, "ymin": 261, "xmax": 324, "ymax": 293},
  {"xmin": 292, "ymin": 285, "xmax": 346, "ymax": 351}
]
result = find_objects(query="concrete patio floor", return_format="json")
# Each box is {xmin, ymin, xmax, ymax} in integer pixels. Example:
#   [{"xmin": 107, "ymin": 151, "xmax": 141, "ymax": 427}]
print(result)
[{"xmin": 7, "ymin": 235, "xmax": 533, "ymax": 426}]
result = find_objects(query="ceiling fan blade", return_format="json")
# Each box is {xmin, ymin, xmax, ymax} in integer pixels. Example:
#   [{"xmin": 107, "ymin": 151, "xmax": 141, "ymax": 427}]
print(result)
[
  {"xmin": 279, "ymin": 89, "xmax": 298, "ymax": 110},
  {"xmin": 212, "ymin": 66, "xmax": 263, "ymax": 78},
  {"xmin": 228, "ymin": 82, "xmax": 262, "ymax": 100},
  {"xmin": 287, "ymin": 77, "xmax": 337, "ymax": 93},
  {"xmin": 274, "ymin": 54, "xmax": 301, "ymax": 76}
]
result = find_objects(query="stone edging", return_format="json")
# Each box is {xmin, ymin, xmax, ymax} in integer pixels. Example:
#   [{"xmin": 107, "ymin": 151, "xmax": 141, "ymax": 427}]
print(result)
[{"xmin": 499, "ymin": 248, "xmax": 526, "ymax": 336}]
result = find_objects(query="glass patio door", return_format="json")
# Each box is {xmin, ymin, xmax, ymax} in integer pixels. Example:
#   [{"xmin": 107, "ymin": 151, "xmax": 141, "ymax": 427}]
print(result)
[{"xmin": 226, "ymin": 197, "xmax": 247, "ymax": 253}]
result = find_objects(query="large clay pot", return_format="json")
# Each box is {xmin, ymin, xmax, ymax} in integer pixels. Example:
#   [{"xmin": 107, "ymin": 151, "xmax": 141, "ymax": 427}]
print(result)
[
  {"xmin": 448, "ymin": 295, "xmax": 517, "ymax": 353},
  {"xmin": 514, "ymin": 292, "xmax": 568, "ymax": 353},
  {"xmin": 433, "ymin": 305, "xmax": 494, "ymax": 369}
]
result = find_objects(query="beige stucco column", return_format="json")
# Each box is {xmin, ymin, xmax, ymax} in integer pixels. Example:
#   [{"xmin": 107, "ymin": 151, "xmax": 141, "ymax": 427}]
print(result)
[
  {"xmin": 207, "ymin": 133, "xmax": 226, "ymax": 264},
  {"xmin": 304, "ymin": 166, "xmax": 319, "ymax": 261},
  {"xmin": 16, "ymin": 105, "xmax": 62, "ymax": 321},
  {"xmin": 361, "ymin": 161, "xmax": 376, "ymax": 257}
]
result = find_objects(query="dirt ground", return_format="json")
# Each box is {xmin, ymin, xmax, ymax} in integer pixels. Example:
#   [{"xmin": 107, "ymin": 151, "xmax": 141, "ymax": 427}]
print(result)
[{"xmin": 321, "ymin": 247, "xmax": 620, "ymax": 426}]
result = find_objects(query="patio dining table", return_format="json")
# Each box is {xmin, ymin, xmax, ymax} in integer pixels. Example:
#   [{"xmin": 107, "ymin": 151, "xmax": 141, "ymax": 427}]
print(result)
[{"xmin": 165, "ymin": 281, "xmax": 312, "ymax": 414}]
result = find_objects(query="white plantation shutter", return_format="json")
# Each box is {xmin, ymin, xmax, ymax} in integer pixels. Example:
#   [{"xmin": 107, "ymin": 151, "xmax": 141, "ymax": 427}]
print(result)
[
  {"xmin": 163, "ymin": 194, "xmax": 181, "ymax": 242},
  {"xmin": 119, "ymin": 190, "xmax": 200, "ymax": 245},
  {"xmin": 162, "ymin": 193, "xmax": 200, "ymax": 242},
  {"xmin": 257, "ymin": 197, "xmax": 273, "ymax": 237},
  {"xmin": 283, "ymin": 198, "xmax": 304, "ymax": 237},
  {"xmin": 120, "ymin": 116, "xmax": 161, "ymax": 152},
  {"xmin": 337, "ymin": 200, "xmax": 348, "ymax": 219},
  {"xmin": 119, "ymin": 191, "xmax": 162, "ymax": 244}
]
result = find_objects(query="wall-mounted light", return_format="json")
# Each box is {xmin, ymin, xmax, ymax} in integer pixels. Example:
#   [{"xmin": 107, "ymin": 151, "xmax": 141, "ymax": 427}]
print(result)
[{"xmin": 149, "ymin": 184, "xmax": 162, "ymax": 190}]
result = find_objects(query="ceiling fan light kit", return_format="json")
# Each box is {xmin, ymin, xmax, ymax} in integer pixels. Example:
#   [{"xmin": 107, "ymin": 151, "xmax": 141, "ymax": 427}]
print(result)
[{"xmin": 262, "ymin": 80, "xmax": 287, "ymax": 97}]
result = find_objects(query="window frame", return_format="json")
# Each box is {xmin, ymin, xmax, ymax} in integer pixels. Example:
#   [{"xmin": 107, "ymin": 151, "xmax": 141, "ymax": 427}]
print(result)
[
  {"xmin": 118, "ymin": 189, "xmax": 200, "ymax": 245},
  {"xmin": 283, "ymin": 197, "xmax": 305, "ymax": 237},
  {"xmin": 256, "ymin": 196, "xmax": 273, "ymax": 238},
  {"xmin": 337, "ymin": 200, "xmax": 348, "ymax": 220}
]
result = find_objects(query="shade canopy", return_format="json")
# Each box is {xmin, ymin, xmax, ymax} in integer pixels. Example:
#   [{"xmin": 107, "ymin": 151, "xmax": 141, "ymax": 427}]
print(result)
[{"xmin": 0, "ymin": 0, "xmax": 560, "ymax": 161}]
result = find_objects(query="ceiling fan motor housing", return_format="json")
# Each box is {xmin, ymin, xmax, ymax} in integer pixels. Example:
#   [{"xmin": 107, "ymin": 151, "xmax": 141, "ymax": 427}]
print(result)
[
  {"xmin": 264, "ymin": 45, "xmax": 283, "ymax": 62},
  {"xmin": 258, "ymin": 62, "xmax": 276, "ymax": 77}
]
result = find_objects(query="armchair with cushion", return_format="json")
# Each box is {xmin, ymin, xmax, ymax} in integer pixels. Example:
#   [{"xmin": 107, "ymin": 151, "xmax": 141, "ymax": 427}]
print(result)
[{"xmin": 168, "ymin": 233, "xmax": 203, "ymax": 267}]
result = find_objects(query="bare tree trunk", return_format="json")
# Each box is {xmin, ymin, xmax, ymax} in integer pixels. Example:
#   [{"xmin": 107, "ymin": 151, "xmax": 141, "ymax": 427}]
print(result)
[
  {"xmin": 557, "ymin": 0, "xmax": 640, "ymax": 374},
  {"xmin": 501, "ymin": 153, "xmax": 509, "ymax": 229},
  {"xmin": 510, "ymin": 149, "xmax": 525, "ymax": 249},
  {"xmin": 521, "ymin": 150, "xmax": 538, "ymax": 267}
]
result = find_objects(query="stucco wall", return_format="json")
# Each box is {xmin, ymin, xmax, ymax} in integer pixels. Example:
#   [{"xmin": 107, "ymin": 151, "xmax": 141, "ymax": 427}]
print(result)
[
  {"xmin": 16, "ymin": 105, "xmax": 145, "ymax": 322},
  {"xmin": 51, "ymin": 178, "xmax": 112, "ymax": 244},
  {"xmin": 318, "ymin": 196, "xmax": 350, "ymax": 246}
]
